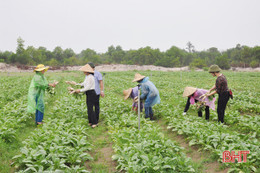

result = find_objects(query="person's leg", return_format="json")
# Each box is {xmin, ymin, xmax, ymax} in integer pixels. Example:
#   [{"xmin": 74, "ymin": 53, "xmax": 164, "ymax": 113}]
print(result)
[
  {"xmin": 87, "ymin": 91, "xmax": 97, "ymax": 125},
  {"xmin": 35, "ymin": 109, "xmax": 39, "ymax": 124},
  {"xmin": 205, "ymin": 106, "xmax": 210, "ymax": 120},
  {"xmin": 145, "ymin": 107, "xmax": 150, "ymax": 118},
  {"xmin": 149, "ymin": 107, "xmax": 153, "ymax": 117},
  {"xmin": 38, "ymin": 111, "xmax": 44, "ymax": 123},
  {"xmin": 198, "ymin": 111, "xmax": 202, "ymax": 117},
  {"xmin": 217, "ymin": 92, "xmax": 229, "ymax": 123},
  {"xmin": 217, "ymin": 96, "xmax": 223, "ymax": 123},
  {"xmin": 220, "ymin": 92, "xmax": 230, "ymax": 123},
  {"xmin": 95, "ymin": 95, "xmax": 100, "ymax": 123},
  {"xmin": 86, "ymin": 94, "xmax": 92, "ymax": 124}
]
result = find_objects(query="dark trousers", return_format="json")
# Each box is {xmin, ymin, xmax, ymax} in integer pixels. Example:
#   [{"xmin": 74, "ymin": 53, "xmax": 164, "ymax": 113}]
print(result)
[
  {"xmin": 198, "ymin": 106, "xmax": 209, "ymax": 120},
  {"xmin": 95, "ymin": 95, "xmax": 100, "ymax": 122},
  {"xmin": 217, "ymin": 91, "xmax": 230, "ymax": 123},
  {"xmin": 35, "ymin": 109, "xmax": 44, "ymax": 123},
  {"xmin": 145, "ymin": 107, "xmax": 153, "ymax": 118},
  {"xmin": 86, "ymin": 90, "xmax": 97, "ymax": 125}
]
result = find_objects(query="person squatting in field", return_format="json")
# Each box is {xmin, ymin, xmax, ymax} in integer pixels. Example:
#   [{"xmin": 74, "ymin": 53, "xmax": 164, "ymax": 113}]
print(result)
[
  {"xmin": 27, "ymin": 64, "xmax": 57, "ymax": 125},
  {"xmin": 75, "ymin": 64, "xmax": 98, "ymax": 128},
  {"xmin": 132, "ymin": 73, "xmax": 160, "ymax": 120},
  {"xmin": 88, "ymin": 62, "xmax": 104, "ymax": 124},
  {"xmin": 123, "ymin": 86, "xmax": 144, "ymax": 113},
  {"xmin": 204, "ymin": 65, "xmax": 233, "ymax": 123},
  {"xmin": 182, "ymin": 87, "xmax": 216, "ymax": 120}
]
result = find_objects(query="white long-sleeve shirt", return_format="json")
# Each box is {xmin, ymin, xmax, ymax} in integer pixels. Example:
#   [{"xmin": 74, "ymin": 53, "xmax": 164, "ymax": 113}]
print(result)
[{"xmin": 79, "ymin": 74, "xmax": 95, "ymax": 93}]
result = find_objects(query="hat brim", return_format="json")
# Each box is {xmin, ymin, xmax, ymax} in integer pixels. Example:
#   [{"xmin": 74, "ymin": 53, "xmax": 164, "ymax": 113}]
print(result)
[
  {"xmin": 132, "ymin": 76, "xmax": 145, "ymax": 82},
  {"xmin": 124, "ymin": 88, "xmax": 132, "ymax": 100},
  {"xmin": 34, "ymin": 66, "xmax": 49, "ymax": 72},
  {"xmin": 183, "ymin": 87, "xmax": 197, "ymax": 97},
  {"xmin": 79, "ymin": 66, "xmax": 94, "ymax": 73}
]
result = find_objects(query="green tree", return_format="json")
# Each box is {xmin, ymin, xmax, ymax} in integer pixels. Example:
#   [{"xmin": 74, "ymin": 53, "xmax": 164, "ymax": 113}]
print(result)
[
  {"xmin": 215, "ymin": 54, "xmax": 230, "ymax": 69},
  {"xmin": 190, "ymin": 58, "xmax": 207, "ymax": 68},
  {"xmin": 80, "ymin": 48, "xmax": 101, "ymax": 64},
  {"xmin": 52, "ymin": 46, "xmax": 64, "ymax": 62}
]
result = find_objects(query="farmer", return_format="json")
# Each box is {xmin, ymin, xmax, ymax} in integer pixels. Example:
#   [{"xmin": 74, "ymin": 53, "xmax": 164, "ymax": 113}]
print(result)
[
  {"xmin": 132, "ymin": 73, "xmax": 160, "ymax": 120},
  {"xmin": 204, "ymin": 65, "xmax": 232, "ymax": 123},
  {"xmin": 27, "ymin": 64, "xmax": 57, "ymax": 125},
  {"xmin": 123, "ymin": 87, "xmax": 144, "ymax": 113},
  {"xmin": 183, "ymin": 87, "xmax": 216, "ymax": 120},
  {"xmin": 75, "ymin": 64, "xmax": 98, "ymax": 128},
  {"xmin": 88, "ymin": 62, "xmax": 104, "ymax": 124}
]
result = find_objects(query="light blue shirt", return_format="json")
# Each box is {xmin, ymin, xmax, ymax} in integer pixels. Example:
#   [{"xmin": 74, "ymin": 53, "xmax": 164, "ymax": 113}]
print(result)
[{"xmin": 94, "ymin": 70, "xmax": 103, "ymax": 95}]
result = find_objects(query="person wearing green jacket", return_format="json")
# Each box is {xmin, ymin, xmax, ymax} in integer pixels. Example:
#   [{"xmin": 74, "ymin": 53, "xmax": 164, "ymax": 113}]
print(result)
[{"xmin": 27, "ymin": 64, "xmax": 56, "ymax": 125}]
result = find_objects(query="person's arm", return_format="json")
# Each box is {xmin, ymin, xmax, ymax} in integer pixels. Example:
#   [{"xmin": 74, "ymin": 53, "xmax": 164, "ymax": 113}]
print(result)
[
  {"xmin": 100, "ymin": 80, "xmax": 104, "ymax": 97},
  {"xmin": 140, "ymin": 85, "xmax": 148, "ymax": 100},
  {"xmin": 76, "ymin": 82, "xmax": 84, "ymax": 87},
  {"xmin": 207, "ymin": 90, "xmax": 217, "ymax": 97},
  {"xmin": 209, "ymin": 85, "xmax": 216, "ymax": 92}
]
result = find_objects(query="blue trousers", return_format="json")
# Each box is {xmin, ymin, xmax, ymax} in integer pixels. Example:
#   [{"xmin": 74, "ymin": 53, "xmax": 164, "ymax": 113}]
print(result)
[
  {"xmin": 35, "ymin": 97, "xmax": 44, "ymax": 123},
  {"xmin": 145, "ymin": 107, "xmax": 153, "ymax": 118},
  {"xmin": 35, "ymin": 109, "xmax": 44, "ymax": 123}
]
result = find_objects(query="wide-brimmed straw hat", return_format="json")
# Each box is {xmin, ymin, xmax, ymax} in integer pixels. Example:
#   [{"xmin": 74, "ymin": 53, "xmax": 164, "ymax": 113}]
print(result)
[
  {"xmin": 34, "ymin": 64, "xmax": 49, "ymax": 72},
  {"xmin": 79, "ymin": 64, "xmax": 94, "ymax": 73},
  {"xmin": 183, "ymin": 87, "xmax": 197, "ymax": 97},
  {"xmin": 132, "ymin": 73, "xmax": 146, "ymax": 82},
  {"xmin": 209, "ymin": 65, "xmax": 222, "ymax": 73},
  {"xmin": 123, "ymin": 88, "xmax": 132, "ymax": 100}
]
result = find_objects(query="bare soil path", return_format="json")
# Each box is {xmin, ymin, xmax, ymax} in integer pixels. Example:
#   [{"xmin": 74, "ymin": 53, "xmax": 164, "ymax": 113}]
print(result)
[{"xmin": 157, "ymin": 119, "xmax": 229, "ymax": 173}]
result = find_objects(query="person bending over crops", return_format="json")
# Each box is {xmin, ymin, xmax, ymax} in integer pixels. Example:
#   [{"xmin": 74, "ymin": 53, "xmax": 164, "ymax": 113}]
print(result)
[
  {"xmin": 182, "ymin": 87, "xmax": 216, "ymax": 120},
  {"xmin": 27, "ymin": 64, "xmax": 57, "ymax": 125},
  {"xmin": 88, "ymin": 62, "xmax": 104, "ymax": 124},
  {"xmin": 203, "ymin": 65, "xmax": 232, "ymax": 123},
  {"xmin": 75, "ymin": 64, "xmax": 98, "ymax": 128},
  {"xmin": 132, "ymin": 73, "xmax": 160, "ymax": 120},
  {"xmin": 123, "ymin": 87, "xmax": 144, "ymax": 113}
]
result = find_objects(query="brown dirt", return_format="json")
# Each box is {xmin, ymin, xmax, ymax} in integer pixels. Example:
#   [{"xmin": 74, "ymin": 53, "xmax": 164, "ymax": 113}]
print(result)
[
  {"xmin": 85, "ymin": 134, "xmax": 117, "ymax": 173},
  {"xmin": 157, "ymin": 119, "xmax": 229, "ymax": 173}
]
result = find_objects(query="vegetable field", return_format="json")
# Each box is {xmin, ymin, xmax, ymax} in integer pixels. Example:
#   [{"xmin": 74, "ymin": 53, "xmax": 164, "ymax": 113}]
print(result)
[{"xmin": 0, "ymin": 71, "xmax": 259, "ymax": 173}]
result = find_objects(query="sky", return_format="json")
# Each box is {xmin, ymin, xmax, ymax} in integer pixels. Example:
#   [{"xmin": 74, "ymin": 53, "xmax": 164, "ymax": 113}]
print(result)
[{"xmin": 0, "ymin": 0, "xmax": 260, "ymax": 53}]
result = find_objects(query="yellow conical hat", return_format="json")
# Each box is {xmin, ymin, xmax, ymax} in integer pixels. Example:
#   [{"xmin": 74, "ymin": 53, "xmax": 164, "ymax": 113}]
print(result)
[
  {"xmin": 132, "ymin": 73, "xmax": 146, "ymax": 82},
  {"xmin": 79, "ymin": 64, "xmax": 94, "ymax": 73},
  {"xmin": 183, "ymin": 87, "xmax": 197, "ymax": 97},
  {"xmin": 123, "ymin": 88, "xmax": 132, "ymax": 100}
]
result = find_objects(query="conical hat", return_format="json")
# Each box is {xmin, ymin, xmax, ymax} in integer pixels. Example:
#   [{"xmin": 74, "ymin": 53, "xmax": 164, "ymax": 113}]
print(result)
[
  {"xmin": 123, "ymin": 88, "xmax": 132, "ymax": 100},
  {"xmin": 132, "ymin": 73, "xmax": 146, "ymax": 82},
  {"xmin": 183, "ymin": 87, "xmax": 197, "ymax": 97},
  {"xmin": 34, "ymin": 64, "xmax": 49, "ymax": 72},
  {"xmin": 79, "ymin": 64, "xmax": 94, "ymax": 73}
]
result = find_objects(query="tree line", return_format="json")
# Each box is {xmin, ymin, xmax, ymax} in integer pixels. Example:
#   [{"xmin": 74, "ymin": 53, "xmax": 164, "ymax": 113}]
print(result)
[{"xmin": 0, "ymin": 37, "xmax": 259, "ymax": 69}]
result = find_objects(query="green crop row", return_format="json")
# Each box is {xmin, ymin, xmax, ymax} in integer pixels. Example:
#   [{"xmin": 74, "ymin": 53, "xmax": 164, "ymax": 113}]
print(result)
[
  {"xmin": 159, "ymin": 106, "xmax": 260, "ymax": 173},
  {"xmin": 102, "ymin": 79, "xmax": 197, "ymax": 172},
  {"xmin": 12, "ymin": 94, "xmax": 93, "ymax": 172}
]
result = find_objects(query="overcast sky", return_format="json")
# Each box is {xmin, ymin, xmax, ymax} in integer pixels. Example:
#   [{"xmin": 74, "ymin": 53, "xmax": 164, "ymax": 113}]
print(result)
[{"xmin": 0, "ymin": 0, "xmax": 260, "ymax": 53}]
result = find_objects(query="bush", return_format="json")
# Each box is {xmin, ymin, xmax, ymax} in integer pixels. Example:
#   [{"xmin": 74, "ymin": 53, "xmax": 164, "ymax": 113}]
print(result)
[
  {"xmin": 250, "ymin": 60, "xmax": 259, "ymax": 68},
  {"xmin": 203, "ymin": 67, "xmax": 209, "ymax": 71}
]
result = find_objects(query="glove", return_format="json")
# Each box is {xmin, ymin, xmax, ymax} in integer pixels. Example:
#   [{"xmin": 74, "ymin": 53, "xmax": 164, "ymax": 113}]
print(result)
[
  {"xmin": 134, "ymin": 96, "xmax": 139, "ymax": 103},
  {"xmin": 183, "ymin": 112, "xmax": 186, "ymax": 115}
]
